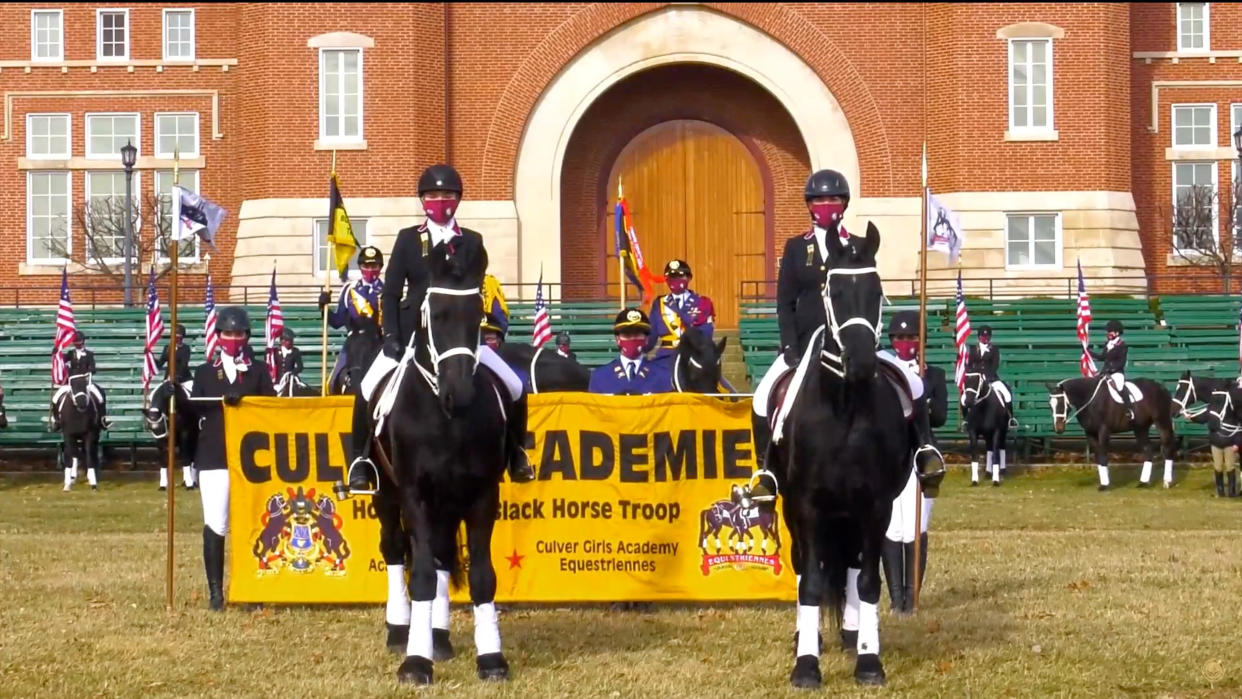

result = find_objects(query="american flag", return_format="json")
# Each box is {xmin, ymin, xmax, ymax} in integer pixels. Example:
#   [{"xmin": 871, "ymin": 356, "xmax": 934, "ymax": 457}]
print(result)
[
  {"xmin": 203, "ymin": 273, "xmax": 218, "ymax": 362},
  {"xmin": 51, "ymin": 268, "xmax": 76, "ymax": 385},
  {"xmin": 265, "ymin": 267, "xmax": 283, "ymax": 382},
  {"xmin": 953, "ymin": 270, "xmax": 971, "ymax": 390},
  {"xmin": 531, "ymin": 271, "xmax": 552, "ymax": 347},
  {"xmin": 141, "ymin": 267, "xmax": 164, "ymax": 392},
  {"xmin": 1076, "ymin": 260, "xmax": 1098, "ymax": 377}
]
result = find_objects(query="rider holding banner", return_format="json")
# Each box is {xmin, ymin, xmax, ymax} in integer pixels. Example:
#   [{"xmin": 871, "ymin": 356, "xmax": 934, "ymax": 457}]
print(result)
[
  {"xmin": 967, "ymin": 326, "xmax": 1017, "ymax": 428},
  {"xmin": 321, "ymin": 245, "xmax": 385, "ymax": 393},
  {"xmin": 50, "ymin": 331, "xmax": 110, "ymax": 431},
  {"xmin": 645, "ymin": 259, "xmax": 715, "ymax": 366},
  {"xmin": 1088, "ymin": 320, "xmax": 1132, "ymax": 421}
]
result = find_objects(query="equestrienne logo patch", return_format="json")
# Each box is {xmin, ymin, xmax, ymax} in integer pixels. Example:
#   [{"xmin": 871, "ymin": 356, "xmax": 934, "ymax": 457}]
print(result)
[
  {"xmin": 252, "ymin": 486, "xmax": 351, "ymax": 576},
  {"xmin": 698, "ymin": 483, "xmax": 782, "ymax": 576}
]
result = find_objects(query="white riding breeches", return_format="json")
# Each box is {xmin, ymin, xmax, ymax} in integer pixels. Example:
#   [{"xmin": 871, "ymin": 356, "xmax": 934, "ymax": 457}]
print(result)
[
  {"xmin": 1110, "ymin": 373, "xmax": 1125, "ymax": 392},
  {"xmin": 752, "ymin": 354, "xmax": 792, "ymax": 419},
  {"xmin": 479, "ymin": 345, "xmax": 523, "ymax": 402},
  {"xmin": 886, "ymin": 468, "xmax": 932, "ymax": 542},
  {"xmin": 993, "ymin": 380, "xmax": 1012, "ymax": 404},
  {"xmin": 877, "ymin": 350, "xmax": 924, "ymax": 400},
  {"xmin": 200, "ymin": 470, "xmax": 230, "ymax": 536}
]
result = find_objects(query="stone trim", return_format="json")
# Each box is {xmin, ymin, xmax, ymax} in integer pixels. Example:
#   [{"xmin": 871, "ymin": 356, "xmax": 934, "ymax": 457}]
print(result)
[
  {"xmin": 3, "ymin": 89, "xmax": 223, "ymax": 142},
  {"xmin": 306, "ymin": 32, "xmax": 375, "ymax": 49},
  {"xmin": 17, "ymin": 156, "xmax": 206, "ymax": 171},
  {"xmin": 995, "ymin": 22, "xmax": 1065, "ymax": 40},
  {"xmin": 1148, "ymin": 81, "xmax": 1242, "ymax": 133}
]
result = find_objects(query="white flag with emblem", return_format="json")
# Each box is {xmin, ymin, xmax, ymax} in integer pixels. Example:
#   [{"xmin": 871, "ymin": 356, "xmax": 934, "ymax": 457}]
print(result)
[{"xmin": 926, "ymin": 192, "xmax": 964, "ymax": 265}]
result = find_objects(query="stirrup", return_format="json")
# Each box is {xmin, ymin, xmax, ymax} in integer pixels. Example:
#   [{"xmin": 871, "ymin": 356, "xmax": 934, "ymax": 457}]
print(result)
[
  {"xmin": 914, "ymin": 444, "xmax": 946, "ymax": 477},
  {"xmin": 335, "ymin": 457, "xmax": 380, "ymax": 499},
  {"xmin": 747, "ymin": 469, "xmax": 779, "ymax": 505}
]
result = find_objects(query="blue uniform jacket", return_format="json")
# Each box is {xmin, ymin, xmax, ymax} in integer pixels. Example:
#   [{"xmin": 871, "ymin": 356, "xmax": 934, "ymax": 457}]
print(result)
[
  {"xmin": 644, "ymin": 291, "xmax": 715, "ymax": 354},
  {"xmin": 327, "ymin": 279, "xmax": 383, "ymax": 332},
  {"xmin": 588, "ymin": 357, "xmax": 673, "ymax": 395}
]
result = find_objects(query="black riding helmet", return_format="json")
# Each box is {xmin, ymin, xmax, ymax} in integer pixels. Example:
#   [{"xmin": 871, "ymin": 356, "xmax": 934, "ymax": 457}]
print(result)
[
  {"xmin": 217, "ymin": 307, "xmax": 250, "ymax": 334},
  {"xmin": 555, "ymin": 330, "xmax": 571, "ymax": 346},
  {"xmin": 1106, "ymin": 320, "xmax": 1124, "ymax": 334},
  {"xmin": 418, "ymin": 164, "xmax": 463, "ymax": 198},
  {"xmin": 175, "ymin": 324, "xmax": 187, "ymax": 338},
  {"xmin": 664, "ymin": 259, "xmax": 691, "ymax": 278},
  {"xmin": 978, "ymin": 325, "xmax": 993, "ymax": 340},
  {"xmin": 804, "ymin": 169, "xmax": 851, "ymax": 204},
  {"xmin": 887, "ymin": 310, "xmax": 920, "ymax": 337},
  {"xmin": 73, "ymin": 330, "xmax": 85, "ymax": 346},
  {"xmin": 358, "ymin": 245, "xmax": 384, "ymax": 268},
  {"xmin": 613, "ymin": 308, "xmax": 651, "ymax": 335},
  {"xmin": 280, "ymin": 328, "xmax": 295, "ymax": 342}
]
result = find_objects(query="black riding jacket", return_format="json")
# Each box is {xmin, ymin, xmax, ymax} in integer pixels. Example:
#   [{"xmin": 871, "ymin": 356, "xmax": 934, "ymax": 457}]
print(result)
[
  {"xmin": 1089, "ymin": 339, "xmax": 1128, "ymax": 375},
  {"xmin": 63, "ymin": 349, "xmax": 96, "ymax": 376},
  {"xmin": 157, "ymin": 341, "xmax": 193, "ymax": 383},
  {"xmin": 776, "ymin": 230, "xmax": 830, "ymax": 355},
  {"xmin": 190, "ymin": 357, "xmax": 275, "ymax": 471},
  {"xmin": 967, "ymin": 343, "xmax": 1001, "ymax": 381}
]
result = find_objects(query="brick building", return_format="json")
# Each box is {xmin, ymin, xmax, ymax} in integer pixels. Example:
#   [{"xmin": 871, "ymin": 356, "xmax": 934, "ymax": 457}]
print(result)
[{"xmin": 1, "ymin": 3, "xmax": 1239, "ymax": 322}]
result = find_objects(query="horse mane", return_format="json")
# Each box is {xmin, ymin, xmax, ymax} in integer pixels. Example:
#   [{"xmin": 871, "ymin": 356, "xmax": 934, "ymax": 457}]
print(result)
[{"xmin": 678, "ymin": 325, "xmax": 715, "ymax": 361}]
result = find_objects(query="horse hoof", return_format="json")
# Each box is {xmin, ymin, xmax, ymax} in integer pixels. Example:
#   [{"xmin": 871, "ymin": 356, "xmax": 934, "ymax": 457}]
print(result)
[
  {"xmin": 433, "ymin": 628, "xmax": 455, "ymax": 661},
  {"xmin": 1163, "ymin": 481, "xmax": 1172, "ymax": 490},
  {"xmin": 159, "ymin": 486, "xmax": 167, "ymax": 492},
  {"xmin": 840, "ymin": 628, "xmax": 858, "ymax": 653},
  {"xmin": 385, "ymin": 623, "xmax": 409, "ymax": 654},
  {"xmin": 396, "ymin": 655, "xmax": 433, "ymax": 685},
  {"xmin": 1136, "ymin": 481, "xmax": 1150, "ymax": 489},
  {"xmin": 91, "ymin": 485, "xmax": 98, "ymax": 492},
  {"xmin": 854, "ymin": 653, "xmax": 886, "ymax": 686},
  {"xmin": 1098, "ymin": 485, "xmax": 1110, "ymax": 492},
  {"xmin": 970, "ymin": 480, "xmax": 978, "ymax": 487},
  {"xmin": 992, "ymin": 481, "xmax": 1000, "ymax": 488},
  {"xmin": 790, "ymin": 655, "xmax": 822, "ymax": 689},
  {"xmin": 476, "ymin": 652, "xmax": 510, "ymax": 681}
]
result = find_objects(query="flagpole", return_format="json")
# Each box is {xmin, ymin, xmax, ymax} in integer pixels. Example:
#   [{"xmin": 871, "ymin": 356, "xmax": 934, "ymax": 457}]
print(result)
[
  {"xmin": 321, "ymin": 152, "xmax": 336, "ymax": 396},
  {"xmin": 618, "ymin": 178, "xmax": 626, "ymax": 311},
  {"xmin": 166, "ymin": 147, "xmax": 180, "ymax": 611},
  {"xmin": 913, "ymin": 4, "xmax": 929, "ymax": 613}
]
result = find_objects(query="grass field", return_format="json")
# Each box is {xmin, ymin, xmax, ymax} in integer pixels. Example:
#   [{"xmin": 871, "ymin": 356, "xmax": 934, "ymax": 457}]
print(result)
[{"xmin": 2, "ymin": 466, "xmax": 1240, "ymax": 698}]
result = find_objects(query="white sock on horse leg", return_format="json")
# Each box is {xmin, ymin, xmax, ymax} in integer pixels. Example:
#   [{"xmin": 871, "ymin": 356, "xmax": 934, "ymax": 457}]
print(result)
[
  {"xmin": 87, "ymin": 468, "xmax": 97, "ymax": 487},
  {"xmin": 857, "ymin": 601, "xmax": 880, "ymax": 656},
  {"xmin": 473, "ymin": 603, "xmax": 502, "ymax": 656},
  {"xmin": 1000, "ymin": 450, "xmax": 1007, "ymax": 471},
  {"xmin": 159, "ymin": 468, "xmax": 169, "ymax": 488},
  {"xmin": 1140, "ymin": 461, "xmax": 1153, "ymax": 484},
  {"xmin": 796, "ymin": 605, "xmax": 820, "ymax": 657},
  {"xmin": 992, "ymin": 457, "xmax": 1000, "ymax": 483},
  {"xmin": 386, "ymin": 565, "xmax": 410, "ymax": 625},
  {"xmin": 63, "ymin": 468, "xmax": 71, "ymax": 488},
  {"xmin": 406, "ymin": 600, "xmax": 433, "ymax": 660},
  {"xmin": 971, "ymin": 461, "xmax": 979, "ymax": 483},
  {"xmin": 1097, "ymin": 465, "xmax": 1110, "ymax": 487},
  {"xmin": 1164, "ymin": 459, "xmax": 1174, "ymax": 484},
  {"xmin": 986, "ymin": 453, "xmax": 993, "ymax": 474},
  {"xmin": 71, "ymin": 459, "xmax": 78, "ymax": 479},
  {"xmin": 182, "ymin": 466, "xmax": 194, "ymax": 486},
  {"xmin": 843, "ymin": 568, "xmax": 861, "ymax": 631},
  {"xmin": 432, "ymin": 570, "xmax": 450, "ymax": 630}
]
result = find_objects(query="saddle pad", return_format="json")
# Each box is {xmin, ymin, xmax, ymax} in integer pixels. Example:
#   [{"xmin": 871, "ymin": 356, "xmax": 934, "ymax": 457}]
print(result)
[
  {"xmin": 876, "ymin": 362, "xmax": 915, "ymax": 420},
  {"xmin": 766, "ymin": 371, "xmax": 795, "ymax": 433},
  {"xmin": 1107, "ymin": 382, "xmax": 1143, "ymax": 404},
  {"xmin": 771, "ymin": 326, "xmax": 825, "ymax": 444}
]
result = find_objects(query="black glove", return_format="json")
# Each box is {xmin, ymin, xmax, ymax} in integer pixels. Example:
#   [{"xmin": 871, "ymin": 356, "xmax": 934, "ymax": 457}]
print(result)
[
  {"xmin": 383, "ymin": 336, "xmax": 404, "ymax": 360},
  {"xmin": 318, "ymin": 290, "xmax": 331, "ymax": 313},
  {"xmin": 222, "ymin": 391, "xmax": 242, "ymax": 406},
  {"xmin": 782, "ymin": 346, "xmax": 800, "ymax": 367}
]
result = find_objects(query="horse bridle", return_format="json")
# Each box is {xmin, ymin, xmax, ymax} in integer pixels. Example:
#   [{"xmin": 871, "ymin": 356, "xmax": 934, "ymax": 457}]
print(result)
[
  {"xmin": 1171, "ymin": 378, "xmax": 1196, "ymax": 414},
  {"xmin": 819, "ymin": 266, "xmax": 882, "ymax": 377},
  {"xmin": 412, "ymin": 286, "xmax": 482, "ymax": 396},
  {"xmin": 68, "ymin": 372, "xmax": 94, "ymax": 407},
  {"xmin": 962, "ymin": 372, "xmax": 993, "ymax": 405}
]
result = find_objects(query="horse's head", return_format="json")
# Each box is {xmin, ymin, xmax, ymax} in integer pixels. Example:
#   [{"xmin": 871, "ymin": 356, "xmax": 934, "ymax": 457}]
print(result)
[
  {"xmin": 823, "ymin": 221, "xmax": 884, "ymax": 382},
  {"xmin": 674, "ymin": 326, "xmax": 726, "ymax": 393},
  {"xmin": 69, "ymin": 373, "xmax": 92, "ymax": 412},
  {"xmin": 1171, "ymin": 369, "xmax": 1194, "ymax": 417},
  {"xmin": 961, "ymin": 372, "xmax": 988, "ymax": 409},
  {"xmin": 423, "ymin": 240, "xmax": 485, "ymax": 414},
  {"xmin": 316, "ymin": 496, "xmax": 335, "ymax": 516},
  {"xmin": 144, "ymin": 381, "xmax": 170, "ymax": 435},
  {"xmin": 265, "ymin": 494, "xmax": 287, "ymax": 515},
  {"xmin": 1046, "ymin": 380, "xmax": 1069, "ymax": 433}
]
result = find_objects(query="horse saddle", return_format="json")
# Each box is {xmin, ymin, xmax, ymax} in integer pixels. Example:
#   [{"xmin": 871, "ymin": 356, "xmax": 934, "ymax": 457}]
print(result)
[
  {"xmin": 876, "ymin": 362, "xmax": 915, "ymax": 420},
  {"xmin": 766, "ymin": 371, "xmax": 795, "ymax": 433},
  {"xmin": 1106, "ymin": 381, "xmax": 1143, "ymax": 404}
]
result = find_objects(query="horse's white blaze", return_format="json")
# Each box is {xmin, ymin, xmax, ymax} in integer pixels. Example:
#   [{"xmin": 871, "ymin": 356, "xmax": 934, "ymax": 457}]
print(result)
[
  {"xmin": 1163, "ymin": 459, "xmax": 1174, "ymax": 485},
  {"xmin": 857, "ymin": 601, "xmax": 880, "ymax": 656},
  {"xmin": 159, "ymin": 467, "xmax": 169, "ymax": 489},
  {"xmin": 433, "ymin": 570, "xmax": 451, "ymax": 630},
  {"xmin": 796, "ymin": 605, "xmax": 820, "ymax": 657},
  {"xmin": 843, "ymin": 568, "xmax": 861, "ymax": 631},
  {"xmin": 474, "ymin": 603, "xmax": 502, "ymax": 656},
  {"xmin": 407, "ymin": 600, "xmax": 434, "ymax": 660},
  {"xmin": 387, "ymin": 564, "xmax": 411, "ymax": 625},
  {"xmin": 1097, "ymin": 465, "xmax": 1110, "ymax": 487},
  {"xmin": 1140, "ymin": 461, "xmax": 1153, "ymax": 484},
  {"xmin": 970, "ymin": 461, "xmax": 979, "ymax": 483}
]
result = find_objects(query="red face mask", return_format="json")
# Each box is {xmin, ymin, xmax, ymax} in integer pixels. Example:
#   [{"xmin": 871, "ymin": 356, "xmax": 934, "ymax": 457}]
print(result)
[
  {"xmin": 810, "ymin": 202, "xmax": 847, "ymax": 228},
  {"xmin": 423, "ymin": 199, "xmax": 456, "ymax": 225},
  {"xmin": 668, "ymin": 278, "xmax": 688, "ymax": 294},
  {"xmin": 892, "ymin": 339, "xmax": 919, "ymax": 361},
  {"xmin": 219, "ymin": 338, "xmax": 245, "ymax": 357},
  {"xmin": 483, "ymin": 335, "xmax": 501, "ymax": 351},
  {"xmin": 618, "ymin": 338, "xmax": 645, "ymax": 360},
  {"xmin": 360, "ymin": 268, "xmax": 380, "ymax": 283},
  {"xmin": 281, "ymin": 339, "xmax": 293, "ymax": 349}
]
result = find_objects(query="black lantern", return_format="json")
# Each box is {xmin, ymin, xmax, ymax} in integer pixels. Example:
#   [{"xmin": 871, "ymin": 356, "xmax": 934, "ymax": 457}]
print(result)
[
  {"xmin": 120, "ymin": 140, "xmax": 137, "ymax": 306},
  {"xmin": 120, "ymin": 140, "xmax": 137, "ymax": 171}
]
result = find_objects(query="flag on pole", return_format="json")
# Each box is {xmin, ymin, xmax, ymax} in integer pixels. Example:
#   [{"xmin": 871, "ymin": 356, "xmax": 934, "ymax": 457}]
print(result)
[
  {"xmin": 51, "ymin": 268, "xmax": 76, "ymax": 385},
  {"xmin": 265, "ymin": 268, "xmax": 284, "ymax": 383},
  {"xmin": 171, "ymin": 185, "xmax": 226, "ymax": 249},
  {"xmin": 203, "ymin": 273, "xmax": 218, "ymax": 362},
  {"xmin": 613, "ymin": 185, "xmax": 664, "ymax": 305},
  {"xmin": 954, "ymin": 270, "xmax": 971, "ymax": 390},
  {"xmin": 142, "ymin": 267, "xmax": 165, "ymax": 393},
  {"xmin": 1076, "ymin": 260, "xmax": 1098, "ymax": 377},
  {"xmin": 927, "ymin": 190, "xmax": 964, "ymax": 265},
  {"xmin": 327, "ymin": 171, "xmax": 359, "ymax": 282},
  {"xmin": 531, "ymin": 271, "xmax": 552, "ymax": 347}
]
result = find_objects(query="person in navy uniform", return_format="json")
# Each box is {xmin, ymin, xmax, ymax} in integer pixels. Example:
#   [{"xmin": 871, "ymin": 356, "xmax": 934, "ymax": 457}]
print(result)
[
  {"xmin": 554, "ymin": 331, "xmax": 576, "ymax": 361},
  {"xmin": 349, "ymin": 163, "xmax": 534, "ymax": 493},
  {"xmin": 480, "ymin": 309, "xmax": 533, "ymax": 392},
  {"xmin": 156, "ymin": 324, "xmax": 193, "ymax": 386},
  {"xmin": 645, "ymin": 259, "xmax": 716, "ymax": 366},
  {"xmin": 50, "ymin": 331, "xmax": 110, "ymax": 431},
  {"xmin": 274, "ymin": 328, "xmax": 306, "ymax": 395},
  {"xmin": 966, "ymin": 325, "xmax": 1017, "ymax": 428},
  {"xmin": 188, "ymin": 306, "xmax": 275, "ymax": 611},
  {"xmin": 1089, "ymin": 320, "xmax": 1131, "ymax": 419},
  {"xmin": 589, "ymin": 308, "xmax": 673, "ymax": 395},
  {"xmin": 321, "ymin": 245, "xmax": 385, "ymax": 393}
]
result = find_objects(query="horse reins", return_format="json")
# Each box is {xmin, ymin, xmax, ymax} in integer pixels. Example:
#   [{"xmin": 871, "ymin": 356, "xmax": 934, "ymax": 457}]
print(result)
[
  {"xmin": 819, "ymin": 266, "xmax": 882, "ymax": 378},
  {"xmin": 412, "ymin": 285, "xmax": 482, "ymax": 396}
]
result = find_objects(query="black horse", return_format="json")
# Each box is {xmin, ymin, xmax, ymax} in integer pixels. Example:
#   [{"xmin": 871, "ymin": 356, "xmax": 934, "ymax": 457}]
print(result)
[
  {"xmin": 1170, "ymin": 370, "xmax": 1233, "ymax": 419},
  {"xmin": 497, "ymin": 342, "xmax": 590, "ymax": 392},
  {"xmin": 669, "ymin": 326, "xmax": 729, "ymax": 394},
  {"xmin": 370, "ymin": 242, "xmax": 513, "ymax": 686},
  {"xmin": 960, "ymin": 370, "xmax": 1009, "ymax": 487},
  {"xmin": 770, "ymin": 223, "xmax": 911, "ymax": 688},
  {"xmin": 144, "ymin": 380, "xmax": 200, "ymax": 490},
  {"xmin": 0, "ymin": 384, "xmax": 9, "ymax": 429},
  {"xmin": 57, "ymin": 373, "xmax": 103, "ymax": 492},
  {"xmin": 1047, "ymin": 376, "xmax": 1178, "ymax": 490}
]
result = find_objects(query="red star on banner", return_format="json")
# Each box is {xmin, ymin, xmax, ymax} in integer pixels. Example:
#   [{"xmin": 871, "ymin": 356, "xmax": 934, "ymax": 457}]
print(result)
[{"xmin": 505, "ymin": 549, "xmax": 525, "ymax": 570}]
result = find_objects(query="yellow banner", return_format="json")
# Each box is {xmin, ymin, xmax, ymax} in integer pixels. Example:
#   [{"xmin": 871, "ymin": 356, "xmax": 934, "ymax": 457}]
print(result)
[{"xmin": 225, "ymin": 394, "xmax": 796, "ymax": 604}]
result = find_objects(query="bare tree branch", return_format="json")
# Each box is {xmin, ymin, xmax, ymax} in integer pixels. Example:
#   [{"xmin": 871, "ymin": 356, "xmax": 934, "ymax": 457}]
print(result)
[
  {"xmin": 51, "ymin": 192, "xmax": 196, "ymax": 284},
  {"xmin": 1168, "ymin": 178, "xmax": 1240, "ymax": 290}
]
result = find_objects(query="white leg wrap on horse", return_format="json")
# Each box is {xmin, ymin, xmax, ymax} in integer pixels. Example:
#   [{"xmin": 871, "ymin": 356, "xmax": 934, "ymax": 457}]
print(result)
[
  {"xmin": 986, "ymin": 452, "xmax": 993, "ymax": 474},
  {"xmin": 1000, "ymin": 449, "xmax": 1007, "ymax": 471},
  {"xmin": 857, "ymin": 601, "xmax": 880, "ymax": 655},
  {"xmin": 198, "ymin": 470, "xmax": 230, "ymax": 536},
  {"xmin": 432, "ymin": 570, "xmax": 451, "ymax": 629},
  {"xmin": 1097, "ymin": 465, "xmax": 1110, "ymax": 487},
  {"xmin": 843, "ymin": 568, "xmax": 861, "ymax": 631},
  {"xmin": 1163, "ymin": 459, "xmax": 1174, "ymax": 484},
  {"xmin": 971, "ymin": 461, "xmax": 979, "ymax": 483},
  {"xmin": 87, "ymin": 468, "xmax": 97, "ymax": 487},
  {"xmin": 1140, "ymin": 461, "xmax": 1153, "ymax": 484},
  {"xmin": 71, "ymin": 459, "xmax": 78, "ymax": 479},
  {"xmin": 159, "ymin": 468, "xmax": 169, "ymax": 488},
  {"xmin": 63, "ymin": 468, "xmax": 71, "ymax": 488},
  {"xmin": 182, "ymin": 466, "xmax": 195, "ymax": 487},
  {"xmin": 478, "ymin": 345, "xmax": 523, "ymax": 401},
  {"xmin": 386, "ymin": 565, "xmax": 411, "ymax": 625},
  {"xmin": 406, "ymin": 600, "xmax": 434, "ymax": 660},
  {"xmin": 796, "ymin": 605, "xmax": 820, "ymax": 657},
  {"xmin": 473, "ymin": 603, "xmax": 502, "ymax": 656},
  {"xmin": 992, "ymin": 458, "xmax": 1000, "ymax": 483},
  {"xmin": 752, "ymin": 355, "xmax": 792, "ymax": 419}
]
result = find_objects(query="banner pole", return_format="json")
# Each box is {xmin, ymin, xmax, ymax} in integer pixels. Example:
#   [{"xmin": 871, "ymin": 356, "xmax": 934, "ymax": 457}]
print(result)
[
  {"xmin": 166, "ymin": 148, "xmax": 180, "ymax": 611},
  {"xmin": 912, "ymin": 3, "xmax": 928, "ymax": 614},
  {"xmin": 322, "ymin": 151, "xmax": 336, "ymax": 397},
  {"xmin": 618, "ymin": 179, "xmax": 626, "ymax": 311}
]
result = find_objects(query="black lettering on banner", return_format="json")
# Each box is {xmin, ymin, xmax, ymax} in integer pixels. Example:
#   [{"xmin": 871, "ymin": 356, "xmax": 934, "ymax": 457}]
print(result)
[
  {"xmin": 723, "ymin": 429, "xmax": 753, "ymax": 479},
  {"xmin": 275, "ymin": 433, "xmax": 310, "ymax": 482},
  {"xmin": 352, "ymin": 499, "xmax": 377, "ymax": 520},
  {"xmin": 579, "ymin": 431, "xmax": 614, "ymax": 480},
  {"xmin": 315, "ymin": 433, "xmax": 345, "ymax": 483},
  {"xmin": 619, "ymin": 433, "xmax": 649, "ymax": 483},
  {"xmin": 240, "ymin": 432, "xmax": 271, "ymax": 483},
  {"xmin": 652, "ymin": 431, "xmax": 697, "ymax": 481},
  {"xmin": 702, "ymin": 430, "xmax": 718, "ymax": 479},
  {"xmin": 540, "ymin": 430, "xmax": 576, "ymax": 480}
]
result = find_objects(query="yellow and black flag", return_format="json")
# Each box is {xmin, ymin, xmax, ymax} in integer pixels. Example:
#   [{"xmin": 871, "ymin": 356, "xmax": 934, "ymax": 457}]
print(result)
[{"xmin": 327, "ymin": 172, "xmax": 360, "ymax": 281}]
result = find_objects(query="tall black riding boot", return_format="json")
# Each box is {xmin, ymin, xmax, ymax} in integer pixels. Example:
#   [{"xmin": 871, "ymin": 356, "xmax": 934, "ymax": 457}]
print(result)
[
  {"xmin": 880, "ymin": 538, "xmax": 906, "ymax": 614},
  {"xmin": 202, "ymin": 526, "xmax": 225, "ymax": 611},
  {"xmin": 1228, "ymin": 470, "xmax": 1239, "ymax": 498},
  {"xmin": 918, "ymin": 532, "xmax": 929, "ymax": 591},
  {"xmin": 506, "ymin": 394, "xmax": 535, "ymax": 483},
  {"xmin": 1214, "ymin": 472, "xmax": 1226, "ymax": 497},
  {"xmin": 900, "ymin": 540, "xmax": 918, "ymax": 614},
  {"xmin": 752, "ymin": 411, "xmax": 772, "ymax": 470},
  {"xmin": 347, "ymin": 393, "xmax": 377, "ymax": 493},
  {"xmin": 912, "ymin": 400, "xmax": 946, "ymax": 497},
  {"xmin": 1120, "ymin": 385, "xmax": 1135, "ymax": 423}
]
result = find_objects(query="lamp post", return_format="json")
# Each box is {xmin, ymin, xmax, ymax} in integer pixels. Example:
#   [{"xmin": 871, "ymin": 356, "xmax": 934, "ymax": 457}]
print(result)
[{"xmin": 121, "ymin": 140, "xmax": 137, "ymax": 307}]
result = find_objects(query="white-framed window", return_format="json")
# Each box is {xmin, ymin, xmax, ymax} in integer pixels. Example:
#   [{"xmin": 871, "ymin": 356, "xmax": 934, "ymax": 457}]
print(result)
[
  {"xmin": 1172, "ymin": 162, "xmax": 1218, "ymax": 251},
  {"xmin": 1008, "ymin": 38, "xmax": 1053, "ymax": 132},
  {"xmin": 26, "ymin": 114, "xmax": 71, "ymax": 159},
  {"xmin": 319, "ymin": 48, "xmax": 363, "ymax": 142},
  {"xmin": 313, "ymin": 218, "xmax": 369, "ymax": 277},
  {"xmin": 31, "ymin": 9, "xmax": 63, "ymax": 62},
  {"xmin": 96, "ymin": 8, "xmax": 129, "ymax": 61},
  {"xmin": 155, "ymin": 169, "xmax": 201, "ymax": 261},
  {"xmin": 27, "ymin": 172, "xmax": 71, "ymax": 263},
  {"xmin": 1171, "ymin": 104, "xmax": 1216, "ymax": 148},
  {"xmin": 154, "ymin": 112, "xmax": 199, "ymax": 159},
  {"xmin": 1005, "ymin": 213, "xmax": 1061, "ymax": 269},
  {"xmin": 162, "ymin": 9, "xmax": 195, "ymax": 61},
  {"xmin": 85, "ymin": 113, "xmax": 140, "ymax": 159},
  {"xmin": 84, "ymin": 171, "xmax": 141, "ymax": 261},
  {"xmin": 1177, "ymin": 3, "xmax": 1209, "ymax": 52}
]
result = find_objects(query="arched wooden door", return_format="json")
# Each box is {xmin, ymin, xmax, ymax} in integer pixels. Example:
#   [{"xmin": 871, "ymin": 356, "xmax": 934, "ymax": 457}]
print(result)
[{"xmin": 605, "ymin": 120, "xmax": 766, "ymax": 330}]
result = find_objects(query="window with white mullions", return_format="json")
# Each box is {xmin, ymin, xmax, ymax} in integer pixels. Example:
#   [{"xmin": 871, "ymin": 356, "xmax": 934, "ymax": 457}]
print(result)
[
  {"xmin": 97, "ymin": 9, "xmax": 129, "ymax": 60},
  {"xmin": 1008, "ymin": 38, "xmax": 1053, "ymax": 131},
  {"xmin": 1172, "ymin": 162, "xmax": 1218, "ymax": 251},
  {"xmin": 27, "ymin": 172, "xmax": 71, "ymax": 263},
  {"xmin": 86, "ymin": 114, "xmax": 140, "ymax": 159},
  {"xmin": 319, "ymin": 48, "xmax": 363, "ymax": 141},
  {"xmin": 31, "ymin": 10, "xmax": 63, "ymax": 61},
  {"xmin": 1177, "ymin": 3, "xmax": 1209, "ymax": 52},
  {"xmin": 85, "ymin": 171, "xmax": 140, "ymax": 261},
  {"xmin": 163, "ymin": 9, "xmax": 195, "ymax": 61},
  {"xmin": 26, "ymin": 114, "xmax": 71, "ymax": 159},
  {"xmin": 1172, "ymin": 104, "xmax": 1216, "ymax": 148},
  {"xmin": 154, "ymin": 113, "xmax": 199, "ymax": 159},
  {"xmin": 1005, "ymin": 213, "xmax": 1061, "ymax": 269}
]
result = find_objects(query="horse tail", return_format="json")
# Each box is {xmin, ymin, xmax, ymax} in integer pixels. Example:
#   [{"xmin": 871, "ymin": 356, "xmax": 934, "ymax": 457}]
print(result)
[{"xmin": 817, "ymin": 514, "xmax": 853, "ymax": 629}]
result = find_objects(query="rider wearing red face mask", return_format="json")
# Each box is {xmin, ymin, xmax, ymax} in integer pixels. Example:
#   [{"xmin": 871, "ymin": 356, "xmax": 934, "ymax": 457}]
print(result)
[{"xmin": 588, "ymin": 308, "xmax": 673, "ymax": 395}]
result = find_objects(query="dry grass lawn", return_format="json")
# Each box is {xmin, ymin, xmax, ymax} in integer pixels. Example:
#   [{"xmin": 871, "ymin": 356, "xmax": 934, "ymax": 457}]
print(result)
[{"xmin": 2, "ymin": 465, "xmax": 1240, "ymax": 698}]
